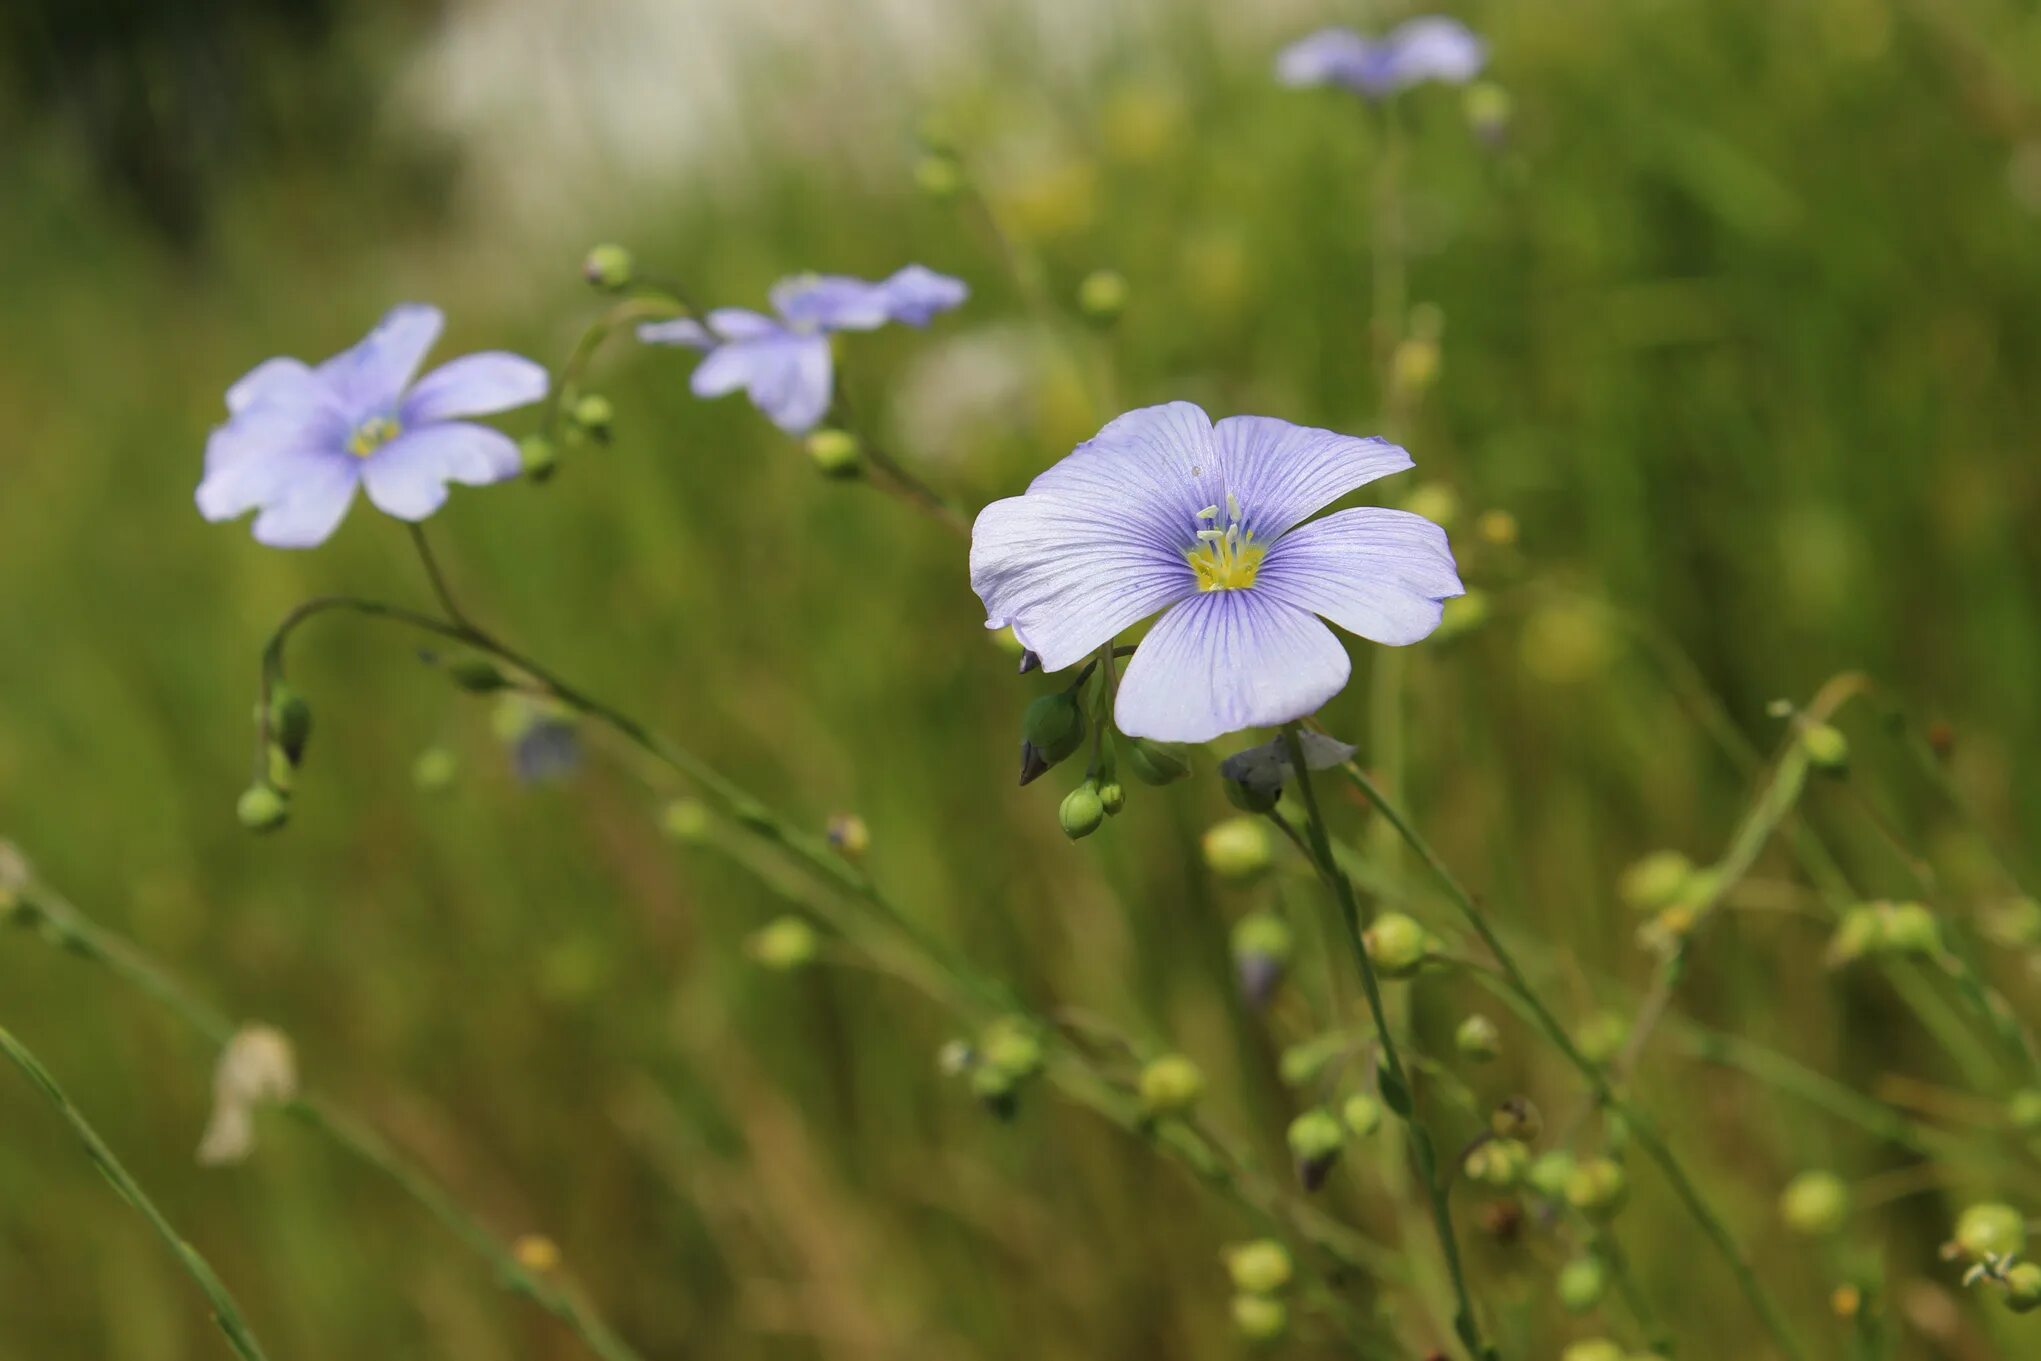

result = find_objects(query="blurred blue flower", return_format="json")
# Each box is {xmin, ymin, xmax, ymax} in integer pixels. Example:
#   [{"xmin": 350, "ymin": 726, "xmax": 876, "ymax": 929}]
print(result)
[
  {"xmin": 971, "ymin": 403, "xmax": 1461, "ymax": 744},
  {"xmin": 637, "ymin": 266, "xmax": 967, "ymax": 435},
  {"xmin": 1277, "ymin": 17, "xmax": 1486, "ymax": 99},
  {"xmin": 198, "ymin": 305, "xmax": 547, "ymax": 549}
]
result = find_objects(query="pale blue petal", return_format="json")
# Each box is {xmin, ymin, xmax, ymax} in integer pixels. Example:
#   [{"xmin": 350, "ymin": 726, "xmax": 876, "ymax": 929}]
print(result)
[
  {"xmin": 1114, "ymin": 590, "xmax": 1351, "ymax": 743},
  {"xmin": 1257, "ymin": 508, "xmax": 1464, "ymax": 645},
  {"xmin": 402, "ymin": 353, "xmax": 548, "ymax": 423},
  {"xmin": 225, "ymin": 357, "xmax": 328, "ymax": 415},
  {"xmin": 318, "ymin": 304, "xmax": 444, "ymax": 415},
  {"xmin": 771, "ymin": 275, "xmax": 892, "ymax": 332},
  {"xmin": 1214, "ymin": 416, "xmax": 1411, "ymax": 540},
  {"xmin": 1275, "ymin": 28, "xmax": 1374, "ymax": 88},
  {"xmin": 970, "ymin": 489, "xmax": 1195, "ymax": 673},
  {"xmin": 689, "ymin": 333, "xmax": 833, "ymax": 434},
  {"xmin": 704, "ymin": 308, "xmax": 782, "ymax": 341},
  {"xmin": 250, "ymin": 459, "xmax": 361, "ymax": 549},
  {"xmin": 637, "ymin": 317, "xmax": 715, "ymax": 348},
  {"xmin": 196, "ymin": 402, "xmax": 351, "ymax": 522},
  {"xmin": 1025, "ymin": 402, "xmax": 1230, "ymax": 560},
  {"xmin": 359, "ymin": 422, "xmax": 522, "ymax": 521},
  {"xmin": 1383, "ymin": 17, "xmax": 1486, "ymax": 88},
  {"xmin": 879, "ymin": 265, "xmax": 968, "ymax": 325}
]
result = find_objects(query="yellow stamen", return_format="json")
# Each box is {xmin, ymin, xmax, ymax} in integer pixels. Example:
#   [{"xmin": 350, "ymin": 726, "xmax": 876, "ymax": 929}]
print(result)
[
  {"xmin": 1186, "ymin": 496, "xmax": 1265, "ymax": 591},
  {"xmin": 348, "ymin": 416, "xmax": 401, "ymax": 458}
]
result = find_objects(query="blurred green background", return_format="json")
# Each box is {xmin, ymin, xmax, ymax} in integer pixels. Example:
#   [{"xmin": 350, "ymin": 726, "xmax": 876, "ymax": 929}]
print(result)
[{"xmin": 3, "ymin": 0, "xmax": 2040, "ymax": 1357}]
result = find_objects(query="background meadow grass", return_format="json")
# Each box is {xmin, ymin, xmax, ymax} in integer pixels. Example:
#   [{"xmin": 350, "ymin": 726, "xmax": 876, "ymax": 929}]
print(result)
[{"xmin": 2, "ymin": 0, "xmax": 2040, "ymax": 1356}]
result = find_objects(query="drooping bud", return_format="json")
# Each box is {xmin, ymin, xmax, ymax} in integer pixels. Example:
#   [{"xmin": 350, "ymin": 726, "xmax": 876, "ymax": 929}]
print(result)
[
  {"xmin": 979, "ymin": 1018, "xmax": 1045, "ymax": 1081},
  {"xmin": 1019, "ymin": 691, "xmax": 1086, "ymax": 785},
  {"xmin": 1138, "ymin": 1053, "xmax": 1206, "ymax": 1118},
  {"xmin": 1491, "ymin": 1096, "xmax": 1542, "ymax": 1141},
  {"xmin": 572, "ymin": 393, "xmax": 614, "ymax": 444},
  {"xmin": 1566, "ymin": 1157, "xmax": 1629, "ymax": 1221},
  {"xmin": 1464, "ymin": 1138, "xmax": 1530, "ymax": 1188},
  {"xmin": 1286, "ymin": 1109, "xmax": 1346, "ymax": 1191},
  {"xmin": 1953, "ymin": 1202, "xmax": 2027, "ymax": 1261},
  {"xmin": 1455, "ymin": 1014, "xmax": 1501, "ymax": 1062},
  {"xmin": 805, "ymin": 428, "xmax": 863, "ymax": 480},
  {"xmin": 520, "ymin": 433, "xmax": 558, "ymax": 482},
  {"xmin": 269, "ymin": 684, "xmax": 313, "ymax": 767},
  {"xmin": 969, "ymin": 1063, "xmax": 1019, "ymax": 1120},
  {"xmin": 448, "ymin": 657, "xmax": 511, "ymax": 694},
  {"xmin": 1076, "ymin": 269, "xmax": 1129, "ymax": 326},
  {"xmin": 1225, "ymin": 1239, "xmax": 1293, "ymax": 1295},
  {"xmin": 2005, "ymin": 1261, "xmax": 2041, "ymax": 1313},
  {"xmin": 582, "ymin": 243, "xmax": 635, "ymax": 291},
  {"xmin": 1464, "ymin": 81, "xmax": 1513, "ymax": 146},
  {"xmin": 1342, "ymin": 1093, "xmax": 1384, "ymax": 1137},
  {"xmin": 1096, "ymin": 781, "xmax": 1126, "ymax": 816},
  {"xmin": 1362, "ymin": 912, "xmax": 1429, "ymax": 978},
  {"xmin": 1800, "ymin": 722, "xmax": 1850, "ymax": 773},
  {"xmin": 235, "ymin": 784, "xmax": 288, "ymax": 834},
  {"xmin": 1557, "ymin": 1255, "xmax": 1608, "ymax": 1313},
  {"xmin": 1058, "ymin": 781, "xmax": 1107, "ymax": 840},
  {"xmin": 1230, "ymin": 1292, "xmax": 1288, "ymax": 1342},
  {"xmin": 747, "ymin": 916, "xmax": 820, "ymax": 971},
  {"xmin": 826, "ymin": 813, "xmax": 871, "ymax": 860},
  {"xmin": 1119, "ymin": 734, "xmax": 1191, "ymax": 785},
  {"xmin": 1202, "ymin": 816, "xmax": 1274, "ymax": 882},
  {"xmin": 1780, "ymin": 1170, "xmax": 1850, "ymax": 1236},
  {"xmin": 1230, "ymin": 912, "xmax": 1294, "ymax": 1009},
  {"xmin": 411, "ymin": 746, "xmax": 459, "ymax": 794}
]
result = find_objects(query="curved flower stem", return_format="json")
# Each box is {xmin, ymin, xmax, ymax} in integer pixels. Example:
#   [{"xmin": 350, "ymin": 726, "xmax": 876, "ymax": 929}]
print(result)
[
  {"xmin": 827, "ymin": 377, "xmax": 969, "ymax": 536},
  {"xmin": 408, "ymin": 524, "xmax": 469, "ymax": 630},
  {"xmin": 1330, "ymin": 763, "xmax": 1810, "ymax": 1361},
  {"xmin": 4, "ymin": 867, "xmax": 647, "ymax": 1361},
  {"xmin": 540, "ymin": 294, "xmax": 688, "ymax": 439},
  {"xmin": 0, "ymin": 1025, "xmax": 272, "ymax": 1361},
  {"xmin": 1279, "ymin": 724, "xmax": 1494, "ymax": 1361}
]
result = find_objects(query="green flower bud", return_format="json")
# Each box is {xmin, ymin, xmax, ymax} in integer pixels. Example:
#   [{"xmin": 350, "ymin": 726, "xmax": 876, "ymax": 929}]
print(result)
[
  {"xmin": 914, "ymin": 152, "xmax": 964, "ymax": 199},
  {"xmin": 235, "ymin": 784, "xmax": 288, "ymax": 834},
  {"xmin": 1780, "ymin": 1171, "xmax": 1850, "ymax": 1235},
  {"xmin": 1225, "ymin": 1239, "xmax": 1293, "ymax": 1295},
  {"xmin": 1557, "ymin": 1255, "xmax": 1609, "ymax": 1313},
  {"xmin": 1231, "ymin": 912, "xmax": 1294, "ymax": 1009},
  {"xmin": 448, "ymin": 657, "xmax": 510, "ymax": 693},
  {"xmin": 1882, "ymin": 901, "xmax": 1941, "ymax": 955},
  {"xmin": 269, "ymin": 684, "xmax": 313, "ymax": 767},
  {"xmin": 1527, "ymin": 1150, "xmax": 1578, "ymax": 1201},
  {"xmin": 1287, "ymin": 1109, "xmax": 1346, "ymax": 1191},
  {"xmin": 572, "ymin": 393, "xmax": 614, "ymax": 442},
  {"xmin": 1618, "ymin": 850, "xmax": 1694, "ymax": 912},
  {"xmin": 1342, "ymin": 1093, "xmax": 1383, "ymax": 1138},
  {"xmin": 825, "ymin": 813, "xmax": 870, "ymax": 860},
  {"xmin": 265, "ymin": 742, "xmax": 295, "ymax": 794},
  {"xmin": 1456, "ymin": 1014, "xmax": 1502, "ymax": 1062},
  {"xmin": 1464, "ymin": 1138, "xmax": 1530, "ymax": 1188},
  {"xmin": 520, "ymin": 433, "xmax": 558, "ymax": 481},
  {"xmin": 805, "ymin": 428, "xmax": 863, "ymax": 479},
  {"xmin": 660, "ymin": 798, "xmax": 711, "ymax": 843},
  {"xmin": 1076, "ymin": 268, "xmax": 1129, "ymax": 325},
  {"xmin": 1464, "ymin": 81, "xmax": 1513, "ymax": 142},
  {"xmin": 969, "ymin": 1063, "xmax": 1018, "ymax": 1120},
  {"xmin": 1363, "ymin": 912, "xmax": 1428, "ymax": 978},
  {"xmin": 1230, "ymin": 1292, "xmax": 1288, "ymax": 1342},
  {"xmin": 1800, "ymin": 722, "xmax": 1850, "ymax": 773},
  {"xmin": 1492, "ymin": 1096, "xmax": 1543, "ymax": 1141},
  {"xmin": 980, "ymin": 1018, "xmax": 1044, "ymax": 1081},
  {"xmin": 1019, "ymin": 691, "xmax": 1086, "ymax": 785},
  {"xmin": 582, "ymin": 243, "xmax": 634, "ymax": 290},
  {"xmin": 1561, "ymin": 1340, "xmax": 1625, "ymax": 1361},
  {"xmin": 1120, "ymin": 734, "xmax": 1192, "ymax": 785},
  {"xmin": 1096, "ymin": 781, "xmax": 1125, "ymax": 816},
  {"xmin": 1223, "ymin": 773, "xmax": 1281, "ymax": 814},
  {"xmin": 1576, "ymin": 1011, "xmax": 1629, "ymax": 1065},
  {"xmin": 411, "ymin": 746, "xmax": 459, "ymax": 793},
  {"xmin": 1138, "ymin": 1053, "xmax": 1205, "ymax": 1117},
  {"xmin": 1954, "ymin": 1202, "xmax": 2027, "ymax": 1261},
  {"xmin": 747, "ymin": 916, "xmax": 820, "ymax": 971},
  {"xmin": 1058, "ymin": 781, "xmax": 1107, "ymax": 841},
  {"xmin": 1566, "ymin": 1157, "xmax": 1629, "ymax": 1221},
  {"xmin": 2004, "ymin": 1261, "xmax": 2041, "ymax": 1313},
  {"xmin": 2008, "ymin": 1088, "xmax": 2041, "ymax": 1133},
  {"xmin": 1202, "ymin": 816, "xmax": 1273, "ymax": 882}
]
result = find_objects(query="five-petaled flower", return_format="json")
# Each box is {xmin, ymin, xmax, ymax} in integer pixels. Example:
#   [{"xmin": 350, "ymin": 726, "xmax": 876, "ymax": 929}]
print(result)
[
  {"xmin": 1276, "ymin": 17, "xmax": 1486, "ymax": 99},
  {"xmin": 197, "ymin": 304, "xmax": 547, "ymax": 549},
  {"xmin": 637, "ymin": 266, "xmax": 967, "ymax": 435},
  {"xmin": 970, "ymin": 402, "xmax": 1463, "ymax": 744}
]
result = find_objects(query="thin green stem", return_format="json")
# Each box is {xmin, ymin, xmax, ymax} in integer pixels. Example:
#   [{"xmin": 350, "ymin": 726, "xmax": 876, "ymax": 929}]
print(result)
[
  {"xmin": 0, "ymin": 1025, "xmax": 271, "ymax": 1361},
  {"xmin": 1280, "ymin": 725, "xmax": 1493, "ymax": 1361}
]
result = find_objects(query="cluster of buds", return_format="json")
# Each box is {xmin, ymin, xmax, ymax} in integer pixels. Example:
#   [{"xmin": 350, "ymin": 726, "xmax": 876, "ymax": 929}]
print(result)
[
  {"xmin": 237, "ymin": 683, "xmax": 314, "ymax": 834},
  {"xmin": 1949, "ymin": 1202, "xmax": 2041, "ymax": 1314},
  {"xmin": 1224, "ymin": 1239, "xmax": 1293, "ymax": 1341},
  {"xmin": 1826, "ymin": 900, "xmax": 1942, "ymax": 966},
  {"xmin": 942, "ymin": 1017, "xmax": 1046, "ymax": 1120}
]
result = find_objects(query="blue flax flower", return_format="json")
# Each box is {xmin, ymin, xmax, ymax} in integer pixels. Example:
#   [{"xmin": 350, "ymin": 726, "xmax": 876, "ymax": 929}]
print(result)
[
  {"xmin": 1277, "ymin": 17, "xmax": 1486, "ymax": 98},
  {"xmin": 198, "ymin": 304, "xmax": 547, "ymax": 548},
  {"xmin": 971, "ymin": 403, "xmax": 1462, "ymax": 744},
  {"xmin": 636, "ymin": 266, "xmax": 967, "ymax": 435}
]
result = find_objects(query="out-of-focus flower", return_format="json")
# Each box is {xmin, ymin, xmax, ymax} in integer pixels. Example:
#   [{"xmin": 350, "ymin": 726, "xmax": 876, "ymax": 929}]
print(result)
[
  {"xmin": 637, "ymin": 267, "xmax": 966, "ymax": 435},
  {"xmin": 1277, "ymin": 17, "xmax": 1487, "ymax": 100},
  {"xmin": 198, "ymin": 305, "xmax": 546, "ymax": 548},
  {"xmin": 971, "ymin": 403, "xmax": 1461, "ymax": 744},
  {"xmin": 197, "ymin": 1025, "xmax": 298, "ymax": 1166}
]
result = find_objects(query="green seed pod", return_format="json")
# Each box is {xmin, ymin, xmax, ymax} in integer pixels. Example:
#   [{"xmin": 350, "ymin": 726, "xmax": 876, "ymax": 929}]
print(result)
[
  {"xmin": 411, "ymin": 746, "xmax": 459, "ymax": 794},
  {"xmin": 1456, "ymin": 1014, "xmax": 1502, "ymax": 1062},
  {"xmin": 1566, "ymin": 1157, "xmax": 1629, "ymax": 1221},
  {"xmin": 572, "ymin": 393, "xmax": 615, "ymax": 442},
  {"xmin": 1780, "ymin": 1170, "xmax": 1850, "ymax": 1236},
  {"xmin": 448, "ymin": 657, "xmax": 510, "ymax": 694},
  {"xmin": 235, "ymin": 784, "xmax": 288, "ymax": 834},
  {"xmin": 747, "ymin": 916, "xmax": 820, "ymax": 971},
  {"xmin": 1557, "ymin": 1255, "xmax": 1609, "ymax": 1313},
  {"xmin": 805, "ymin": 428, "xmax": 863, "ymax": 479},
  {"xmin": 1618, "ymin": 850, "xmax": 1693, "ymax": 912},
  {"xmin": 1953, "ymin": 1202, "xmax": 2027, "ymax": 1261},
  {"xmin": 519, "ymin": 433, "xmax": 558, "ymax": 481},
  {"xmin": 1342, "ymin": 1093, "xmax": 1384, "ymax": 1138},
  {"xmin": 1287, "ymin": 1109, "xmax": 1346, "ymax": 1191},
  {"xmin": 1076, "ymin": 268, "xmax": 1129, "ymax": 325},
  {"xmin": 581, "ymin": 243, "xmax": 635, "ymax": 290},
  {"xmin": 1800, "ymin": 722, "xmax": 1850, "ymax": 772},
  {"xmin": 1120, "ymin": 734, "xmax": 1192, "ymax": 785},
  {"xmin": 1058, "ymin": 781, "xmax": 1107, "ymax": 841},
  {"xmin": 1363, "ymin": 912, "xmax": 1428, "ymax": 978},
  {"xmin": 1202, "ymin": 816, "xmax": 1273, "ymax": 882},
  {"xmin": 1138, "ymin": 1054, "xmax": 1205, "ymax": 1117},
  {"xmin": 2005, "ymin": 1261, "xmax": 2041, "ymax": 1313},
  {"xmin": 269, "ymin": 684, "xmax": 313, "ymax": 767},
  {"xmin": 1225, "ymin": 1239, "xmax": 1293, "ymax": 1295},
  {"xmin": 1230, "ymin": 1292, "xmax": 1288, "ymax": 1342},
  {"xmin": 1527, "ymin": 1150, "xmax": 1578, "ymax": 1201},
  {"xmin": 1019, "ymin": 691, "xmax": 1086, "ymax": 784}
]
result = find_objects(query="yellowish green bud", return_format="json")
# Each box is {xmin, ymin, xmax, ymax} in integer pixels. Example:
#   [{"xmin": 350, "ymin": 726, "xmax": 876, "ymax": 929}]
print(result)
[
  {"xmin": 1465, "ymin": 81, "xmax": 1514, "ymax": 140},
  {"xmin": 235, "ymin": 784, "xmax": 288, "ymax": 833},
  {"xmin": 411, "ymin": 746, "xmax": 458, "ymax": 793},
  {"xmin": 1492, "ymin": 1096, "xmax": 1543, "ymax": 1141},
  {"xmin": 969, "ymin": 1063, "xmax": 1018, "ymax": 1120},
  {"xmin": 1287, "ymin": 1109, "xmax": 1346, "ymax": 1190},
  {"xmin": 1464, "ymin": 1138, "xmax": 1530, "ymax": 1188},
  {"xmin": 1953, "ymin": 1201, "xmax": 2027, "ymax": 1261},
  {"xmin": 1225, "ymin": 1239, "xmax": 1292, "ymax": 1295},
  {"xmin": 660, "ymin": 798, "xmax": 711, "ymax": 843},
  {"xmin": 2004, "ymin": 1261, "xmax": 2041, "ymax": 1313},
  {"xmin": 1800, "ymin": 722, "xmax": 1850, "ymax": 772},
  {"xmin": 747, "ymin": 916, "xmax": 820, "ymax": 971},
  {"xmin": 1619, "ymin": 850, "xmax": 1694, "ymax": 912},
  {"xmin": 1230, "ymin": 1292, "xmax": 1288, "ymax": 1341},
  {"xmin": 825, "ymin": 813, "xmax": 870, "ymax": 859},
  {"xmin": 980, "ymin": 1018, "xmax": 1044, "ymax": 1080},
  {"xmin": 1780, "ymin": 1170, "xmax": 1850, "ymax": 1235},
  {"xmin": 1076, "ymin": 268, "xmax": 1129, "ymax": 325},
  {"xmin": 1527, "ymin": 1150, "xmax": 1578, "ymax": 1201},
  {"xmin": 1096, "ymin": 780, "xmax": 1125, "ymax": 816},
  {"xmin": 1342, "ymin": 1093, "xmax": 1383, "ymax": 1138},
  {"xmin": 1577, "ymin": 1011, "xmax": 1629, "ymax": 1064},
  {"xmin": 1231, "ymin": 912, "xmax": 1294, "ymax": 1009},
  {"xmin": 572, "ymin": 393, "xmax": 614, "ymax": 442},
  {"xmin": 519, "ymin": 433, "xmax": 558, "ymax": 481},
  {"xmin": 1138, "ymin": 1053, "xmax": 1205, "ymax": 1117},
  {"xmin": 1202, "ymin": 816, "xmax": 1273, "ymax": 882},
  {"xmin": 1456, "ymin": 1014, "xmax": 1502, "ymax": 1062},
  {"xmin": 1363, "ymin": 912, "xmax": 1428, "ymax": 978},
  {"xmin": 1561, "ymin": 1340, "xmax": 1625, "ymax": 1361},
  {"xmin": 581, "ymin": 243, "xmax": 634, "ymax": 290},
  {"xmin": 1566, "ymin": 1157, "xmax": 1629, "ymax": 1220},
  {"xmin": 1557, "ymin": 1255, "xmax": 1609, "ymax": 1313},
  {"xmin": 805, "ymin": 428, "xmax": 863, "ymax": 479},
  {"xmin": 1058, "ymin": 781, "xmax": 1107, "ymax": 840}
]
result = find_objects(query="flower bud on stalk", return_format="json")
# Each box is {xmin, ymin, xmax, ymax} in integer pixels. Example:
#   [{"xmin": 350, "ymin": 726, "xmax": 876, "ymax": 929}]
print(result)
[
  {"xmin": 1225, "ymin": 1239, "xmax": 1293, "ymax": 1295},
  {"xmin": 1491, "ymin": 1096, "xmax": 1542, "ymax": 1141},
  {"xmin": 412, "ymin": 746, "xmax": 459, "ymax": 793},
  {"xmin": 1202, "ymin": 816, "xmax": 1273, "ymax": 882},
  {"xmin": 1286, "ymin": 1109, "xmax": 1346, "ymax": 1191},
  {"xmin": 805, "ymin": 428, "xmax": 863, "ymax": 480},
  {"xmin": 269, "ymin": 684, "xmax": 313, "ymax": 768},
  {"xmin": 572, "ymin": 393, "xmax": 614, "ymax": 444},
  {"xmin": 825, "ymin": 813, "xmax": 871, "ymax": 860},
  {"xmin": 1526, "ymin": 1150, "xmax": 1577, "ymax": 1201},
  {"xmin": 582, "ymin": 243, "xmax": 634, "ymax": 291},
  {"xmin": 1953, "ymin": 1202, "xmax": 2026, "ymax": 1261},
  {"xmin": 1566, "ymin": 1157, "xmax": 1629, "ymax": 1221},
  {"xmin": 1230, "ymin": 912, "xmax": 1293, "ymax": 1009},
  {"xmin": 1456, "ymin": 1014, "xmax": 1501, "ymax": 1062},
  {"xmin": 1780, "ymin": 1170, "xmax": 1850, "ymax": 1235},
  {"xmin": 1058, "ymin": 781, "xmax": 1106, "ymax": 840},
  {"xmin": 1557, "ymin": 1255, "xmax": 1608, "ymax": 1313},
  {"xmin": 1363, "ymin": 912, "xmax": 1429, "ymax": 978},
  {"xmin": 1096, "ymin": 781, "xmax": 1125, "ymax": 816},
  {"xmin": 1077, "ymin": 269, "xmax": 1129, "ymax": 326},
  {"xmin": 747, "ymin": 916, "xmax": 820, "ymax": 972},
  {"xmin": 1230, "ymin": 1293, "xmax": 1287, "ymax": 1341},
  {"xmin": 236, "ymin": 784, "xmax": 288, "ymax": 834},
  {"xmin": 1800, "ymin": 721, "xmax": 1850, "ymax": 773},
  {"xmin": 520, "ymin": 433, "xmax": 558, "ymax": 482},
  {"xmin": 1019, "ymin": 691, "xmax": 1086, "ymax": 785},
  {"xmin": 1138, "ymin": 1054, "xmax": 1205, "ymax": 1118},
  {"xmin": 2005, "ymin": 1261, "xmax": 2041, "ymax": 1313},
  {"xmin": 1464, "ymin": 1138, "xmax": 1530, "ymax": 1188}
]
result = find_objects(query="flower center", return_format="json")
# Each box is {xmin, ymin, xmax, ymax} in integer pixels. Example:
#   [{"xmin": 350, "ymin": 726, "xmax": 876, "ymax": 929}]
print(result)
[
  {"xmin": 347, "ymin": 415, "xmax": 401, "ymax": 458},
  {"xmin": 1187, "ymin": 493, "xmax": 1265, "ymax": 591}
]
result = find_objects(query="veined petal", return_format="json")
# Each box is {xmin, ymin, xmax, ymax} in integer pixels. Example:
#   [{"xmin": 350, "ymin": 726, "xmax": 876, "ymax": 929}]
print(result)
[
  {"xmin": 359, "ymin": 422, "xmax": 522, "ymax": 521},
  {"xmin": 1214, "ymin": 416, "xmax": 1411, "ymax": 540},
  {"xmin": 1025, "ymin": 402, "xmax": 1229, "ymax": 560},
  {"xmin": 971, "ymin": 492, "xmax": 1195, "ymax": 673},
  {"xmin": 1258, "ymin": 508, "xmax": 1464, "ymax": 645},
  {"xmin": 250, "ymin": 459, "xmax": 361, "ymax": 549},
  {"xmin": 1383, "ymin": 17, "xmax": 1486, "ymax": 88},
  {"xmin": 636, "ymin": 317, "xmax": 715, "ymax": 348},
  {"xmin": 771, "ymin": 275, "xmax": 892, "ymax": 332},
  {"xmin": 402, "ymin": 353, "xmax": 548, "ymax": 423},
  {"xmin": 1275, "ymin": 28, "xmax": 1374, "ymax": 88},
  {"xmin": 1114, "ymin": 591, "xmax": 1351, "ymax": 743},
  {"xmin": 318, "ymin": 303, "xmax": 444, "ymax": 415},
  {"xmin": 879, "ymin": 265, "xmax": 968, "ymax": 325}
]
